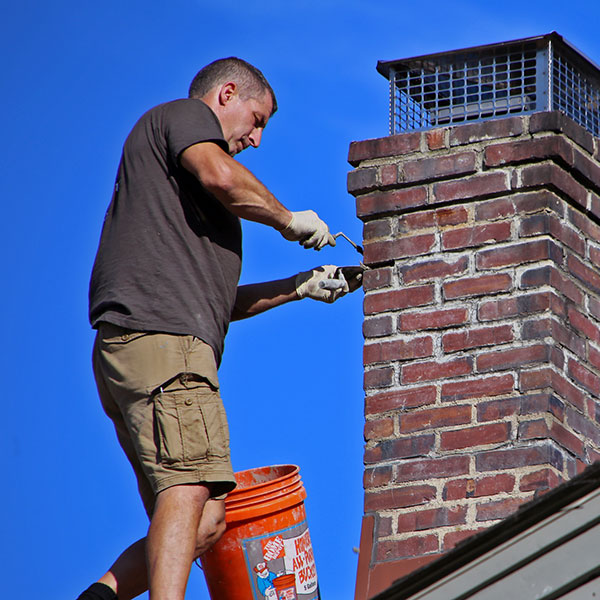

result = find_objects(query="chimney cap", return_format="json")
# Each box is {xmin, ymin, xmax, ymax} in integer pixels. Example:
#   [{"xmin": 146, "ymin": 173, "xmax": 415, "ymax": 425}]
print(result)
[{"xmin": 376, "ymin": 32, "xmax": 600, "ymax": 79}]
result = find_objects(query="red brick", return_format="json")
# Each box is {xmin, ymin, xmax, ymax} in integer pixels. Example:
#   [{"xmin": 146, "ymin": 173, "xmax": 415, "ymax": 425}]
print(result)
[
  {"xmin": 476, "ymin": 239, "xmax": 561, "ymax": 270},
  {"xmin": 551, "ymin": 371, "xmax": 587, "ymax": 412},
  {"xmin": 589, "ymin": 345, "xmax": 600, "ymax": 372},
  {"xmin": 396, "ymin": 455, "xmax": 470, "ymax": 482},
  {"xmin": 444, "ymin": 474, "xmax": 515, "ymax": 500},
  {"xmin": 357, "ymin": 187, "xmax": 428, "ymax": 218},
  {"xmin": 399, "ymin": 307, "xmax": 469, "ymax": 332},
  {"xmin": 549, "ymin": 217, "xmax": 586, "ymax": 256},
  {"xmin": 518, "ymin": 418, "xmax": 550, "ymax": 440},
  {"xmin": 443, "ymin": 478, "xmax": 472, "ymax": 500},
  {"xmin": 529, "ymin": 111, "xmax": 594, "ymax": 154},
  {"xmin": 550, "ymin": 421, "xmax": 585, "ymax": 458},
  {"xmin": 519, "ymin": 468, "xmax": 562, "ymax": 492},
  {"xmin": 475, "ymin": 197, "xmax": 516, "ymax": 221},
  {"xmin": 442, "ymin": 374, "xmax": 515, "ymax": 402},
  {"xmin": 442, "ymin": 325, "xmax": 513, "ymax": 353},
  {"xmin": 519, "ymin": 163, "xmax": 588, "ymax": 208},
  {"xmin": 397, "ymin": 506, "xmax": 467, "ymax": 532},
  {"xmin": 366, "ymin": 386, "xmax": 437, "ymax": 415},
  {"xmin": 521, "ymin": 393, "xmax": 565, "ymax": 422},
  {"xmin": 514, "ymin": 190, "xmax": 563, "ymax": 215},
  {"xmin": 364, "ymin": 218, "xmax": 392, "ymax": 240},
  {"xmin": 474, "ymin": 473, "xmax": 516, "ymax": 497},
  {"xmin": 568, "ymin": 406, "xmax": 600, "ymax": 446},
  {"xmin": 398, "ymin": 206, "xmax": 470, "ymax": 232},
  {"xmin": 365, "ymin": 285, "xmax": 434, "ymax": 314},
  {"xmin": 380, "ymin": 164, "xmax": 398, "ymax": 187},
  {"xmin": 520, "ymin": 265, "xmax": 551, "ymax": 288},
  {"xmin": 376, "ymin": 515, "xmax": 394, "ymax": 538},
  {"xmin": 399, "ymin": 405, "xmax": 472, "ymax": 433},
  {"xmin": 477, "ymin": 344, "xmax": 550, "ymax": 373},
  {"xmin": 522, "ymin": 316, "xmax": 552, "ymax": 341},
  {"xmin": 568, "ymin": 359, "xmax": 600, "ymax": 396},
  {"xmin": 476, "ymin": 443, "xmax": 564, "ymax": 472},
  {"xmin": 440, "ymin": 423, "xmax": 510, "ymax": 450},
  {"xmin": 364, "ymin": 466, "xmax": 393, "ymax": 489},
  {"xmin": 484, "ymin": 136, "xmax": 573, "ymax": 168},
  {"xmin": 519, "ymin": 212, "xmax": 550, "ymax": 237},
  {"xmin": 476, "ymin": 497, "xmax": 527, "ymax": 521},
  {"xmin": 568, "ymin": 207, "xmax": 600, "ymax": 242},
  {"xmin": 591, "ymin": 246, "xmax": 600, "ymax": 268},
  {"xmin": 551, "ymin": 320, "xmax": 586, "ymax": 359},
  {"xmin": 401, "ymin": 257, "xmax": 469, "ymax": 284},
  {"xmin": 364, "ymin": 366, "xmax": 394, "ymax": 390},
  {"xmin": 364, "ymin": 434, "xmax": 435, "ymax": 464},
  {"xmin": 348, "ymin": 132, "xmax": 421, "ymax": 167},
  {"xmin": 434, "ymin": 172, "xmax": 509, "ymax": 203},
  {"xmin": 365, "ymin": 233, "xmax": 436, "ymax": 263},
  {"xmin": 478, "ymin": 292, "xmax": 551, "ymax": 321},
  {"xmin": 589, "ymin": 297, "xmax": 600, "ymax": 321},
  {"xmin": 364, "ymin": 336, "xmax": 434, "ymax": 365},
  {"xmin": 571, "ymin": 144, "xmax": 600, "ymax": 186},
  {"xmin": 549, "ymin": 267, "xmax": 585, "ymax": 305},
  {"xmin": 364, "ymin": 417, "xmax": 394, "ymax": 440},
  {"xmin": 477, "ymin": 397, "xmax": 519, "ymax": 422},
  {"xmin": 519, "ymin": 367, "xmax": 552, "ymax": 391},
  {"xmin": 444, "ymin": 273, "xmax": 513, "ymax": 300},
  {"xmin": 363, "ymin": 315, "xmax": 395, "ymax": 339},
  {"xmin": 589, "ymin": 448, "xmax": 600, "ymax": 463},
  {"xmin": 363, "ymin": 267, "xmax": 393, "ymax": 291},
  {"xmin": 450, "ymin": 116, "xmax": 524, "ymax": 145},
  {"xmin": 427, "ymin": 129, "xmax": 447, "ymax": 150},
  {"xmin": 402, "ymin": 152, "xmax": 477, "ymax": 183},
  {"xmin": 442, "ymin": 222, "xmax": 512, "ymax": 250},
  {"xmin": 365, "ymin": 484, "xmax": 437, "ymax": 511},
  {"xmin": 443, "ymin": 528, "xmax": 486, "ymax": 550},
  {"xmin": 568, "ymin": 254, "xmax": 600, "ymax": 296},
  {"xmin": 348, "ymin": 167, "xmax": 378, "ymax": 193},
  {"xmin": 375, "ymin": 534, "xmax": 439, "ymax": 561},
  {"xmin": 402, "ymin": 357, "xmax": 473, "ymax": 384}
]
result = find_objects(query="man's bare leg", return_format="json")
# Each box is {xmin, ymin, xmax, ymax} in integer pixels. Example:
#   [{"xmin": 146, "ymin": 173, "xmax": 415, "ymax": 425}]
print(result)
[
  {"xmin": 146, "ymin": 484, "xmax": 210, "ymax": 600},
  {"xmin": 92, "ymin": 489, "xmax": 223, "ymax": 600}
]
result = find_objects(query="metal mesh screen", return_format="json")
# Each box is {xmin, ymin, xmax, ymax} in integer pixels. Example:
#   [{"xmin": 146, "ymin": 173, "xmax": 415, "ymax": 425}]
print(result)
[
  {"xmin": 552, "ymin": 47, "xmax": 600, "ymax": 137},
  {"xmin": 390, "ymin": 42, "xmax": 540, "ymax": 133},
  {"xmin": 381, "ymin": 34, "xmax": 600, "ymax": 137}
]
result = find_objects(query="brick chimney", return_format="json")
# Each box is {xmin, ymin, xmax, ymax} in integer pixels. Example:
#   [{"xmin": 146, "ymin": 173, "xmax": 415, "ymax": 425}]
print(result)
[{"xmin": 350, "ymin": 109, "xmax": 600, "ymax": 598}]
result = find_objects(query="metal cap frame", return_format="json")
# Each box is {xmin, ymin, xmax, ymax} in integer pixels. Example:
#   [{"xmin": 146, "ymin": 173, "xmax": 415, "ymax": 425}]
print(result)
[{"xmin": 378, "ymin": 32, "xmax": 600, "ymax": 137}]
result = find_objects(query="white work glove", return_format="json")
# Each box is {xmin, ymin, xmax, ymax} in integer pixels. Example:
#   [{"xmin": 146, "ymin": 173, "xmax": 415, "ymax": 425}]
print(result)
[
  {"xmin": 280, "ymin": 210, "xmax": 336, "ymax": 250},
  {"xmin": 296, "ymin": 265, "xmax": 363, "ymax": 304}
]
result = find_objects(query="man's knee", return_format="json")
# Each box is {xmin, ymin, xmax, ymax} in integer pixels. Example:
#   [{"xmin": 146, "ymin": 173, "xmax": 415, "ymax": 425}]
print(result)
[{"xmin": 194, "ymin": 499, "xmax": 226, "ymax": 557}]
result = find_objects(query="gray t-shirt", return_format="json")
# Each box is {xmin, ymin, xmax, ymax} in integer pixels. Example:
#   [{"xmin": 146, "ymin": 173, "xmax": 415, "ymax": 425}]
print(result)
[{"xmin": 89, "ymin": 98, "xmax": 242, "ymax": 365}]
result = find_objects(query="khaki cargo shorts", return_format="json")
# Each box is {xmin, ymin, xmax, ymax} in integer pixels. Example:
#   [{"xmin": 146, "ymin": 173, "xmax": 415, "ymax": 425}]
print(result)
[{"xmin": 92, "ymin": 322, "xmax": 236, "ymax": 516}]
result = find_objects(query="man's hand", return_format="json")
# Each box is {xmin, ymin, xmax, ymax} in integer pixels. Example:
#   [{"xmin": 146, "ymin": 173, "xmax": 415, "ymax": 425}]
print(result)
[
  {"xmin": 296, "ymin": 265, "xmax": 363, "ymax": 303},
  {"xmin": 280, "ymin": 210, "xmax": 336, "ymax": 250}
]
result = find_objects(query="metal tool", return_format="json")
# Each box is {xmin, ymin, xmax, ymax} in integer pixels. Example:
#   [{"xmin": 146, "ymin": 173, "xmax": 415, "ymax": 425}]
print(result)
[
  {"xmin": 319, "ymin": 266, "xmax": 365, "ymax": 290},
  {"xmin": 333, "ymin": 232, "xmax": 363, "ymax": 255}
]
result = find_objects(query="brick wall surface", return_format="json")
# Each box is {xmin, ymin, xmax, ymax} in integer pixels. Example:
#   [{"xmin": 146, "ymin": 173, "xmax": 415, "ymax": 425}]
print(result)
[{"xmin": 349, "ymin": 112, "xmax": 600, "ymax": 600}]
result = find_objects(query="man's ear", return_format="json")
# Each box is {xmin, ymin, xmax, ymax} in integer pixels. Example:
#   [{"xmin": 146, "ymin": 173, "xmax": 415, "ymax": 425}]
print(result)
[{"xmin": 218, "ymin": 82, "xmax": 237, "ymax": 106}]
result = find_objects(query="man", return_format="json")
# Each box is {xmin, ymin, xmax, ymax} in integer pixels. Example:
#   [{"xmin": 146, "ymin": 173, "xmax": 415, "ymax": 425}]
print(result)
[{"xmin": 78, "ymin": 57, "xmax": 360, "ymax": 600}]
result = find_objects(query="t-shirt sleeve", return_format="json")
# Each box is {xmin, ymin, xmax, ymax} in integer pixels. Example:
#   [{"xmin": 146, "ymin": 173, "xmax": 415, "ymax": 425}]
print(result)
[{"xmin": 163, "ymin": 99, "xmax": 229, "ymax": 164}]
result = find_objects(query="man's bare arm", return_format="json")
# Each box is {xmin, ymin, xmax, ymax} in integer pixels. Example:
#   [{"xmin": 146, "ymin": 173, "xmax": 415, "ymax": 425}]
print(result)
[
  {"xmin": 231, "ymin": 277, "xmax": 299, "ymax": 321},
  {"xmin": 180, "ymin": 142, "xmax": 292, "ymax": 229}
]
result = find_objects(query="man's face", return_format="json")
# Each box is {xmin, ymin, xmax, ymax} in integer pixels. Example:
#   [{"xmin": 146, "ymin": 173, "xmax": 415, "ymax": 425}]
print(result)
[{"xmin": 219, "ymin": 90, "xmax": 273, "ymax": 156}]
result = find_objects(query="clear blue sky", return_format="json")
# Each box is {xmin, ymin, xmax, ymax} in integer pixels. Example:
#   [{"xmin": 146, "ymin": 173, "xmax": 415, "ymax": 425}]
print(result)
[{"xmin": 2, "ymin": 1, "xmax": 599, "ymax": 598}]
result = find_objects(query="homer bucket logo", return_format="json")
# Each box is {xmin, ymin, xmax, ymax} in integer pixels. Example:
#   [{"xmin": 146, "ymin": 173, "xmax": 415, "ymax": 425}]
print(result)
[{"xmin": 242, "ymin": 520, "xmax": 319, "ymax": 600}]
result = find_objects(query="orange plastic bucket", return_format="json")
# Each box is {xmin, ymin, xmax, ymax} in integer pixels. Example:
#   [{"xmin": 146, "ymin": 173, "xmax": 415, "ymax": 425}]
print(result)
[{"xmin": 200, "ymin": 465, "xmax": 320, "ymax": 600}]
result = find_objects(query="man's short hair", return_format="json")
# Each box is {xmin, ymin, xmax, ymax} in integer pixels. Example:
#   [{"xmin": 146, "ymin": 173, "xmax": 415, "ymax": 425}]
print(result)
[{"xmin": 189, "ymin": 57, "xmax": 277, "ymax": 114}]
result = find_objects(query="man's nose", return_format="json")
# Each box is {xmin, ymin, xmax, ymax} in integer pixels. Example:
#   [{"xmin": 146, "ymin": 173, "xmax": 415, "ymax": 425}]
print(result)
[{"xmin": 248, "ymin": 128, "xmax": 263, "ymax": 148}]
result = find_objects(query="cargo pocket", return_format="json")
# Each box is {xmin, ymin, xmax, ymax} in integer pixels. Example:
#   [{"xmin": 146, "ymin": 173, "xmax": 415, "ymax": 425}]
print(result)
[{"xmin": 154, "ymin": 387, "xmax": 229, "ymax": 465}]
